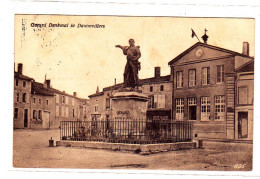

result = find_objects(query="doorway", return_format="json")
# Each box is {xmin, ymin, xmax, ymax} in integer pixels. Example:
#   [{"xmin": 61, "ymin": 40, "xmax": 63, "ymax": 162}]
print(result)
[
  {"xmin": 24, "ymin": 109, "xmax": 28, "ymax": 128},
  {"xmin": 189, "ymin": 106, "xmax": 197, "ymax": 120},
  {"xmin": 43, "ymin": 111, "xmax": 51, "ymax": 129},
  {"xmin": 238, "ymin": 112, "xmax": 248, "ymax": 139}
]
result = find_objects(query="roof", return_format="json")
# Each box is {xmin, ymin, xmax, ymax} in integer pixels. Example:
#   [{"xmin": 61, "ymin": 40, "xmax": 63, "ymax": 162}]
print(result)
[
  {"xmin": 31, "ymin": 82, "xmax": 54, "ymax": 96},
  {"xmin": 235, "ymin": 59, "xmax": 254, "ymax": 73},
  {"xmin": 168, "ymin": 42, "xmax": 253, "ymax": 65},
  {"xmin": 14, "ymin": 72, "xmax": 34, "ymax": 81},
  {"xmin": 88, "ymin": 92, "xmax": 104, "ymax": 98},
  {"xmin": 139, "ymin": 75, "xmax": 170, "ymax": 84}
]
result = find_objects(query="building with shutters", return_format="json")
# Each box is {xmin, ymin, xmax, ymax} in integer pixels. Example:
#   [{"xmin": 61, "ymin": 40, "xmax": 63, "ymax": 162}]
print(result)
[{"xmin": 168, "ymin": 42, "xmax": 254, "ymax": 140}]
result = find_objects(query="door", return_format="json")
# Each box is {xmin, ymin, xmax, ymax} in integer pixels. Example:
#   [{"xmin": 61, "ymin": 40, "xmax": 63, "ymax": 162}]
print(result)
[
  {"xmin": 238, "ymin": 112, "xmax": 248, "ymax": 139},
  {"xmin": 189, "ymin": 106, "xmax": 197, "ymax": 120},
  {"xmin": 24, "ymin": 109, "xmax": 28, "ymax": 128},
  {"xmin": 43, "ymin": 111, "xmax": 50, "ymax": 129}
]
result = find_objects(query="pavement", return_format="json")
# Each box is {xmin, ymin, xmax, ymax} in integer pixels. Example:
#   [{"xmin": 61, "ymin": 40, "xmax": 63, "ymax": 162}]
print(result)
[{"xmin": 13, "ymin": 129, "xmax": 253, "ymax": 171}]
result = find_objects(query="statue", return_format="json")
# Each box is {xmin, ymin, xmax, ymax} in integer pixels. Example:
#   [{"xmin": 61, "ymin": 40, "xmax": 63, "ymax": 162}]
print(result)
[{"xmin": 115, "ymin": 39, "xmax": 141, "ymax": 88}]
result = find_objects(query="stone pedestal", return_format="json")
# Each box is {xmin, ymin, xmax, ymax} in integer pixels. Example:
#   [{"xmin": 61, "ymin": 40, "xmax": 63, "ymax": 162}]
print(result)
[
  {"xmin": 110, "ymin": 90, "xmax": 149, "ymax": 135},
  {"xmin": 111, "ymin": 90, "xmax": 149, "ymax": 120}
]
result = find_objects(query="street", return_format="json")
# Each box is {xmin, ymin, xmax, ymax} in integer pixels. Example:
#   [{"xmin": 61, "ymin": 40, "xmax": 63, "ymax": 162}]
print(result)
[{"xmin": 13, "ymin": 129, "xmax": 252, "ymax": 171}]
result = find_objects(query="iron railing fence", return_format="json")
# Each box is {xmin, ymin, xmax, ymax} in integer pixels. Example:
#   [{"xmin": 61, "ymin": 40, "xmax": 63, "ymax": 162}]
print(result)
[{"xmin": 60, "ymin": 120, "xmax": 193, "ymax": 144}]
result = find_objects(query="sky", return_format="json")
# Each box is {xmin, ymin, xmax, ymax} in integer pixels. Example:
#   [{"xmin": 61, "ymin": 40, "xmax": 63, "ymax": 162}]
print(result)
[{"xmin": 14, "ymin": 15, "xmax": 255, "ymax": 99}]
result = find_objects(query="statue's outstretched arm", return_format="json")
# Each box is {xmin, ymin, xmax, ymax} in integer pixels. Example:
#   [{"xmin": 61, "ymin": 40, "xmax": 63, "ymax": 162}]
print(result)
[{"xmin": 115, "ymin": 45, "xmax": 128, "ymax": 55}]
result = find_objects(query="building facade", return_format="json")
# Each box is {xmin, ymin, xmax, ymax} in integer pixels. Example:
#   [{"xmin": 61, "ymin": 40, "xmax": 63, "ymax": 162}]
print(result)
[
  {"xmin": 235, "ymin": 60, "xmax": 254, "ymax": 140},
  {"xmin": 168, "ymin": 42, "xmax": 253, "ymax": 140},
  {"xmin": 139, "ymin": 67, "xmax": 172, "ymax": 121},
  {"xmin": 13, "ymin": 63, "xmax": 34, "ymax": 129},
  {"xmin": 30, "ymin": 81, "xmax": 55, "ymax": 129}
]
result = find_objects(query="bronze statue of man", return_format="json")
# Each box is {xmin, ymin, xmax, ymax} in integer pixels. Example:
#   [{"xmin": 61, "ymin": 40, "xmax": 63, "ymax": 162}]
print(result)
[{"xmin": 115, "ymin": 39, "xmax": 141, "ymax": 88}]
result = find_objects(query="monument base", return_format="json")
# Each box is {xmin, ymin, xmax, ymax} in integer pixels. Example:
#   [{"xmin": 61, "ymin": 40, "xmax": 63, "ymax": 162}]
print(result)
[{"xmin": 111, "ymin": 90, "xmax": 149, "ymax": 120}]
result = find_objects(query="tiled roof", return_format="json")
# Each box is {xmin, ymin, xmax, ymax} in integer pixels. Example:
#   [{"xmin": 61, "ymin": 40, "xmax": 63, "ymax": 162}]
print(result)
[
  {"xmin": 31, "ymin": 82, "xmax": 54, "ymax": 96},
  {"xmin": 168, "ymin": 42, "xmax": 253, "ymax": 65},
  {"xmin": 14, "ymin": 72, "xmax": 34, "ymax": 81}
]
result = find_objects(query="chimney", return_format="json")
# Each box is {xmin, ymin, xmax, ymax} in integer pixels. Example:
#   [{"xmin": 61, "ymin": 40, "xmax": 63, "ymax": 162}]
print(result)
[
  {"xmin": 242, "ymin": 42, "xmax": 249, "ymax": 56},
  {"xmin": 46, "ymin": 80, "xmax": 51, "ymax": 88},
  {"xmin": 155, "ymin": 66, "xmax": 161, "ymax": 78},
  {"xmin": 114, "ymin": 78, "xmax": 116, "ymax": 85},
  {"xmin": 96, "ymin": 86, "xmax": 99, "ymax": 93},
  {"xmin": 18, "ymin": 63, "xmax": 23, "ymax": 74},
  {"xmin": 73, "ymin": 92, "xmax": 77, "ymax": 97}
]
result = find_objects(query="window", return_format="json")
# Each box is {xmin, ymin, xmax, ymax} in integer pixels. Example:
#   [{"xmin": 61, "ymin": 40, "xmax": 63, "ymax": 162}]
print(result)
[
  {"xmin": 160, "ymin": 85, "xmax": 164, "ymax": 91},
  {"xmin": 56, "ymin": 94, "xmax": 59, "ymax": 103},
  {"xmin": 189, "ymin": 69, "xmax": 196, "ymax": 87},
  {"xmin": 33, "ymin": 110, "xmax": 37, "ymax": 119},
  {"xmin": 150, "ymin": 86, "xmax": 153, "ymax": 92},
  {"xmin": 55, "ymin": 106, "xmax": 59, "ymax": 117},
  {"xmin": 39, "ymin": 98, "xmax": 42, "ymax": 105},
  {"xmin": 148, "ymin": 95, "xmax": 154, "ymax": 108},
  {"xmin": 217, "ymin": 65, "xmax": 224, "ymax": 83},
  {"xmin": 202, "ymin": 67, "xmax": 210, "ymax": 85},
  {"xmin": 62, "ymin": 96, "xmax": 65, "ymax": 104},
  {"xmin": 215, "ymin": 96, "xmax": 226, "ymax": 120},
  {"xmin": 73, "ymin": 109, "xmax": 75, "ymax": 118},
  {"xmin": 14, "ymin": 108, "xmax": 18, "ymax": 118},
  {"xmin": 238, "ymin": 87, "xmax": 248, "ymax": 104},
  {"xmin": 106, "ymin": 98, "xmax": 110, "ymax": 109},
  {"xmin": 94, "ymin": 105, "xmax": 99, "ymax": 112},
  {"xmin": 23, "ymin": 81, "xmax": 26, "ymax": 87},
  {"xmin": 176, "ymin": 71, "xmax": 183, "ymax": 88},
  {"xmin": 16, "ymin": 92, "xmax": 19, "ymax": 102},
  {"xmin": 201, "ymin": 97, "xmax": 211, "ymax": 121},
  {"xmin": 38, "ymin": 110, "xmax": 42, "ymax": 120},
  {"xmin": 176, "ymin": 98, "xmax": 184, "ymax": 120},
  {"xmin": 46, "ymin": 100, "xmax": 49, "ymax": 106},
  {"xmin": 22, "ymin": 93, "xmax": 27, "ymax": 102},
  {"xmin": 16, "ymin": 79, "xmax": 19, "ymax": 86},
  {"xmin": 33, "ymin": 98, "xmax": 36, "ymax": 104}
]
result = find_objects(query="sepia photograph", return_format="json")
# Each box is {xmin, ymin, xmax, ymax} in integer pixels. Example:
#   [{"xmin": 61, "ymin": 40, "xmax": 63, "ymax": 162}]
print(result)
[{"xmin": 13, "ymin": 14, "xmax": 254, "ymax": 171}]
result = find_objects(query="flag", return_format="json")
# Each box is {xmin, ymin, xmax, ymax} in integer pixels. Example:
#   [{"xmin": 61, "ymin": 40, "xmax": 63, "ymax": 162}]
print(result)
[
  {"xmin": 191, "ymin": 28, "xmax": 196, "ymax": 38},
  {"xmin": 191, "ymin": 28, "xmax": 200, "ymax": 42}
]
